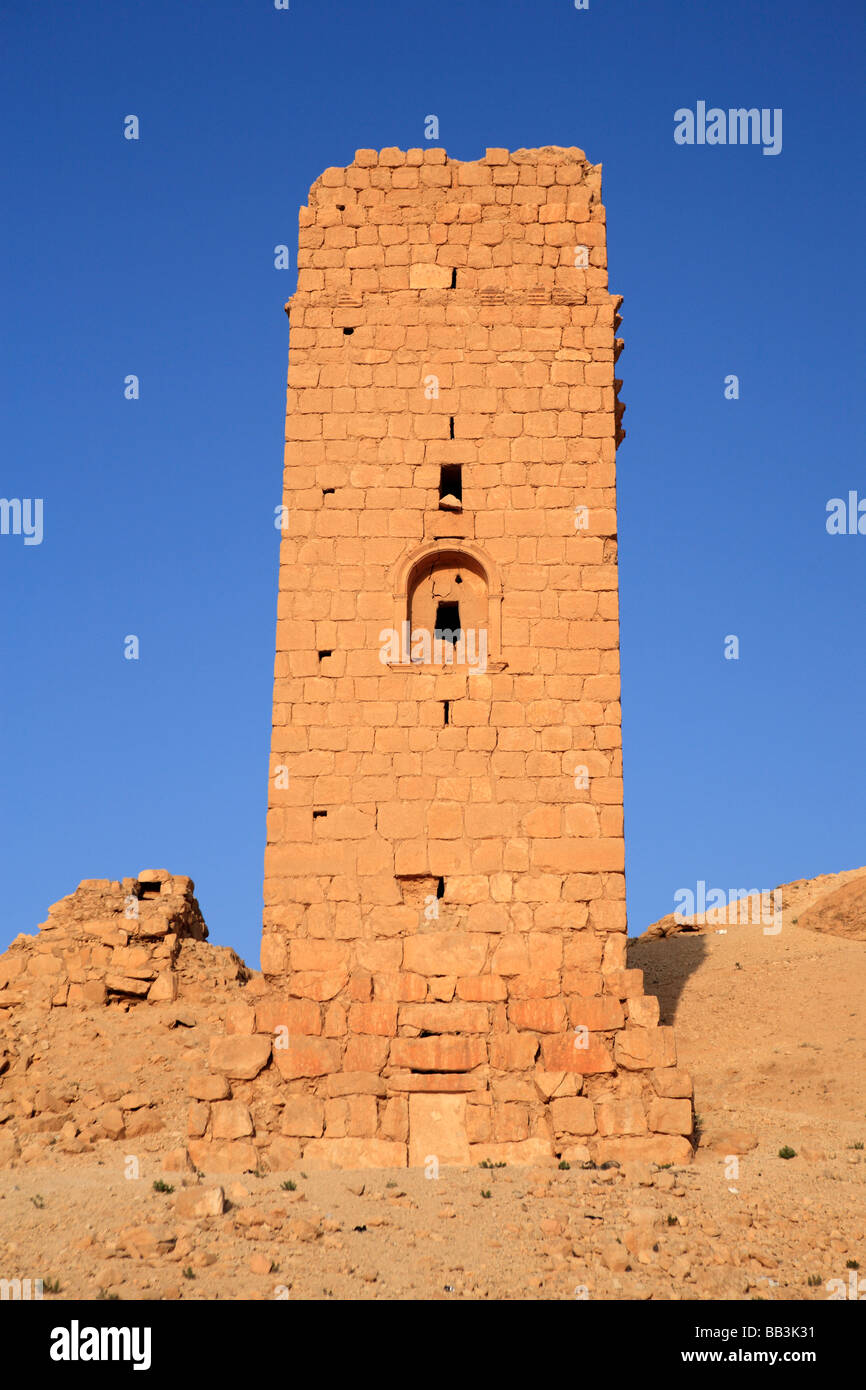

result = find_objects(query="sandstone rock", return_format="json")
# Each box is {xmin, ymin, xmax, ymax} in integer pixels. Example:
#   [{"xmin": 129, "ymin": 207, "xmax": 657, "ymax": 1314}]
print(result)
[
  {"xmin": 187, "ymin": 1101, "xmax": 210, "ymax": 1138},
  {"xmin": 120, "ymin": 1224, "xmax": 177, "ymax": 1258},
  {"xmin": 408, "ymin": 1095, "xmax": 470, "ymax": 1166},
  {"xmin": 174, "ymin": 1186, "xmax": 225, "ymax": 1219},
  {"xmin": 99, "ymin": 1107, "xmax": 125, "ymax": 1140},
  {"xmin": 300, "ymin": 1137, "xmax": 406, "ymax": 1170},
  {"xmin": 469, "ymin": 1138, "xmax": 555, "ymax": 1166},
  {"xmin": 273, "ymin": 1037, "xmax": 340, "ymax": 1079},
  {"xmin": 119, "ymin": 1092, "xmax": 149, "ymax": 1111},
  {"xmin": 188, "ymin": 1072, "xmax": 231, "ymax": 1101},
  {"xmin": 593, "ymin": 1135, "xmax": 693, "ymax": 1166},
  {"xmin": 104, "ymin": 974, "xmax": 152, "ymax": 998},
  {"xmin": 280, "ymin": 1096, "xmax": 324, "ymax": 1138},
  {"xmin": 650, "ymin": 1068, "xmax": 693, "ymax": 1099},
  {"xmin": 211, "ymin": 1101, "xmax": 254, "ymax": 1141},
  {"xmin": 208, "ymin": 1035, "xmax": 272, "ymax": 1080},
  {"xmin": 647, "ymin": 1098, "xmax": 693, "ymax": 1136},
  {"xmin": 147, "ymin": 972, "xmax": 178, "ymax": 1003},
  {"xmin": 125, "ymin": 1111, "xmax": 163, "ymax": 1139},
  {"xmin": 614, "ymin": 1027, "xmax": 677, "ymax": 1071},
  {"xmin": 187, "ymin": 1138, "xmax": 259, "ymax": 1173},
  {"xmin": 265, "ymin": 1137, "xmax": 301, "ymax": 1170},
  {"xmin": 550, "ymin": 1096, "xmax": 596, "ymax": 1136}
]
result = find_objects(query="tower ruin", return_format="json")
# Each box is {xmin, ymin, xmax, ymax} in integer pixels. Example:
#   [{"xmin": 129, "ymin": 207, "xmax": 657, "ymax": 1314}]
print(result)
[{"xmin": 257, "ymin": 146, "xmax": 693, "ymax": 1168}]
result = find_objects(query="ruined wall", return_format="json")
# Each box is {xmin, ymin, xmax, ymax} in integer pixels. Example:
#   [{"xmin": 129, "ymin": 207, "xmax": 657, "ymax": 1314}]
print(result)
[
  {"xmin": 254, "ymin": 146, "xmax": 692, "ymax": 1169},
  {"xmin": 0, "ymin": 870, "xmax": 207, "ymax": 1011}
]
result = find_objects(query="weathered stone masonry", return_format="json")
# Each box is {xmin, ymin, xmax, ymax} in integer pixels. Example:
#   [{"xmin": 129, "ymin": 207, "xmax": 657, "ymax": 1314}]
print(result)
[{"xmin": 252, "ymin": 145, "xmax": 693, "ymax": 1169}]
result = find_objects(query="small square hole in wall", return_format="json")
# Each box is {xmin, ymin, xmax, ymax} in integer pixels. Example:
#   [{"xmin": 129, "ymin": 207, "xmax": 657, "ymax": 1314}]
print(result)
[
  {"xmin": 322, "ymin": 487, "xmax": 335, "ymax": 497},
  {"xmin": 343, "ymin": 327, "xmax": 354, "ymax": 335},
  {"xmin": 138, "ymin": 881, "xmax": 162, "ymax": 899},
  {"xmin": 313, "ymin": 809, "xmax": 327, "ymax": 819},
  {"xmin": 318, "ymin": 650, "xmax": 333, "ymax": 662},
  {"xmin": 395, "ymin": 874, "xmax": 445, "ymax": 908}
]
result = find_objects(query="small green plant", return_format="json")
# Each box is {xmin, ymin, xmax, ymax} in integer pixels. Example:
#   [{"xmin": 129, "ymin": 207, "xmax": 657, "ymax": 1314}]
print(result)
[
  {"xmin": 558, "ymin": 1160, "xmax": 571, "ymax": 1170},
  {"xmin": 481, "ymin": 1189, "xmax": 492, "ymax": 1199},
  {"xmin": 478, "ymin": 1159, "xmax": 506, "ymax": 1169},
  {"xmin": 667, "ymin": 1214, "xmax": 678, "ymax": 1226},
  {"xmin": 281, "ymin": 1180, "xmax": 297, "ymax": 1191},
  {"xmin": 846, "ymin": 1259, "xmax": 860, "ymax": 1270},
  {"xmin": 300, "ymin": 1171, "xmax": 308, "ymax": 1179},
  {"xmin": 658, "ymin": 1163, "xmax": 673, "ymax": 1170},
  {"xmin": 152, "ymin": 1179, "xmax": 174, "ymax": 1194},
  {"xmin": 778, "ymin": 1146, "xmax": 796, "ymax": 1160},
  {"xmin": 806, "ymin": 1274, "xmax": 821, "ymax": 1287},
  {"xmin": 385, "ymin": 1180, "xmax": 398, "ymax": 1188},
  {"xmin": 182, "ymin": 1266, "xmax": 195, "ymax": 1280},
  {"xmin": 851, "ymin": 1141, "xmax": 864, "ymax": 1151},
  {"xmin": 252, "ymin": 1168, "xmax": 265, "ymax": 1180},
  {"xmin": 43, "ymin": 1278, "xmax": 61, "ymax": 1294},
  {"xmin": 97, "ymin": 1288, "xmax": 120, "ymax": 1300},
  {"xmin": 30, "ymin": 1195, "xmax": 46, "ymax": 1209}
]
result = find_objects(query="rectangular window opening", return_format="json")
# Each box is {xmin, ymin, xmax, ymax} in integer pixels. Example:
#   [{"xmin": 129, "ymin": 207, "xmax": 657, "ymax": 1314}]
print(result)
[
  {"xmin": 322, "ymin": 487, "xmax": 335, "ymax": 496},
  {"xmin": 434, "ymin": 602, "xmax": 461, "ymax": 646},
  {"xmin": 313, "ymin": 809, "xmax": 327, "ymax": 819},
  {"xmin": 442, "ymin": 700, "xmax": 450, "ymax": 725},
  {"xmin": 438, "ymin": 464, "xmax": 462, "ymax": 508},
  {"xmin": 450, "ymin": 268, "xmax": 457, "ymax": 288},
  {"xmin": 449, "ymin": 416, "xmax": 455, "ymax": 439}
]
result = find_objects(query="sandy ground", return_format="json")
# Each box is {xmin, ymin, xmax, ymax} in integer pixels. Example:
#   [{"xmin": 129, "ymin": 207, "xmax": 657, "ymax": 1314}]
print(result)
[{"xmin": 1, "ymin": 907, "xmax": 863, "ymax": 1301}]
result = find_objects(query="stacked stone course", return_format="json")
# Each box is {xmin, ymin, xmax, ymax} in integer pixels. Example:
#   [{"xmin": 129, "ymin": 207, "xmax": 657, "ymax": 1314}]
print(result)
[{"xmin": 252, "ymin": 146, "xmax": 693, "ymax": 1168}]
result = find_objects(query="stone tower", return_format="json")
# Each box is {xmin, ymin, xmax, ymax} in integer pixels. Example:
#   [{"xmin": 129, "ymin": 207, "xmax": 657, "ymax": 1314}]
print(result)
[{"xmin": 259, "ymin": 146, "xmax": 692, "ymax": 1169}]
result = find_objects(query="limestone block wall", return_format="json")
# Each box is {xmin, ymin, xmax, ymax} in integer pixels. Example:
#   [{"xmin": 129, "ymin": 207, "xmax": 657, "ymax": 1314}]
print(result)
[{"xmin": 256, "ymin": 146, "xmax": 692, "ymax": 1169}]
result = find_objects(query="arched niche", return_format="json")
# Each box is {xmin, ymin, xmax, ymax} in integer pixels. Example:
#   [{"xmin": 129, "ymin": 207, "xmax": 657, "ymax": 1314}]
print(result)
[{"xmin": 388, "ymin": 541, "xmax": 504, "ymax": 671}]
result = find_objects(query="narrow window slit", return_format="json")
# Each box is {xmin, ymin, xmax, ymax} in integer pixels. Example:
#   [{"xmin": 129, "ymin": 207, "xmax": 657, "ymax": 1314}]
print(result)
[
  {"xmin": 449, "ymin": 416, "xmax": 455, "ymax": 439},
  {"xmin": 436, "ymin": 876, "xmax": 445, "ymax": 899},
  {"xmin": 450, "ymin": 268, "xmax": 457, "ymax": 288},
  {"xmin": 442, "ymin": 700, "xmax": 450, "ymax": 725}
]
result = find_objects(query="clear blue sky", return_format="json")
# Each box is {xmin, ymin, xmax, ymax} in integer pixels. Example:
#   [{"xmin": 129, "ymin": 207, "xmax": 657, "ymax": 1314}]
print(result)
[{"xmin": 2, "ymin": 0, "xmax": 864, "ymax": 961}]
